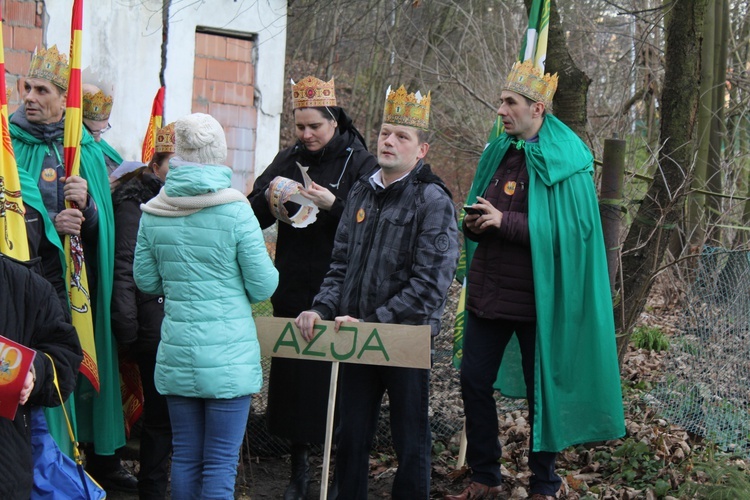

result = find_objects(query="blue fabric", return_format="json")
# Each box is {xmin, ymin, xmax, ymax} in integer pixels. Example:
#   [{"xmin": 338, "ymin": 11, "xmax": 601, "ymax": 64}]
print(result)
[
  {"xmin": 30, "ymin": 407, "xmax": 106, "ymax": 500},
  {"xmin": 134, "ymin": 164, "xmax": 278, "ymax": 399},
  {"xmin": 333, "ymin": 364, "xmax": 431, "ymax": 500},
  {"xmin": 166, "ymin": 395, "xmax": 251, "ymax": 499}
]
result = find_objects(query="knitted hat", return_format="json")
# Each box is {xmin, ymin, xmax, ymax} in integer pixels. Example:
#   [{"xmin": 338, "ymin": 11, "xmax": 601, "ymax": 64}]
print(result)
[{"xmin": 174, "ymin": 113, "xmax": 227, "ymax": 165}]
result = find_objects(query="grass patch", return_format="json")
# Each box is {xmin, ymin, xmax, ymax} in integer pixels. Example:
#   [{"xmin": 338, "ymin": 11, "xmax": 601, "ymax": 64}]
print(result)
[{"xmin": 631, "ymin": 325, "xmax": 669, "ymax": 351}]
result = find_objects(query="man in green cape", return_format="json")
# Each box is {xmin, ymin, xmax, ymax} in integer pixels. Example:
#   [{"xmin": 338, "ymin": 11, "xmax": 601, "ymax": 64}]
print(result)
[
  {"xmin": 445, "ymin": 61, "xmax": 625, "ymax": 500},
  {"xmin": 11, "ymin": 47, "xmax": 135, "ymax": 492},
  {"xmin": 82, "ymin": 82, "xmax": 123, "ymax": 174}
]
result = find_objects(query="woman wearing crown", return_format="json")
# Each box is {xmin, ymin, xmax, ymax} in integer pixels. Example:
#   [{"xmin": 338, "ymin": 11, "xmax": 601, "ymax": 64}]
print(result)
[
  {"xmin": 111, "ymin": 123, "xmax": 175, "ymax": 499},
  {"xmin": 247, "ymin": 75, "xmax": 378, "ymax": 499}
]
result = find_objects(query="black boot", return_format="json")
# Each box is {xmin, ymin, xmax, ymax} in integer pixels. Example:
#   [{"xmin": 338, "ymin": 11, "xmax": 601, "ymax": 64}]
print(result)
[{"xmin": 284, "ymin": 443, "xmax": 310, "ymax": 500}]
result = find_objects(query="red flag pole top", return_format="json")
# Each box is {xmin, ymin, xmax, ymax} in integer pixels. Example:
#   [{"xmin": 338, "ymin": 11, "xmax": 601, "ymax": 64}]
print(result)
[
  {"xmin": 142, "ymin": 86, "xmax": 165, "ymax": 163},
  {"xmin": 63, "ymin": 0, "xmax": 83, "ymax": 179}
]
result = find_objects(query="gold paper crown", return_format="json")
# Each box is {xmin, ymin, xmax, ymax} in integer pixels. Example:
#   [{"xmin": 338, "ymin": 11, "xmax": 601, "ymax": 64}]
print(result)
[
  {"xmin": 291, "ymin": 76, "xmax": 336, "ymax": 109},
  {"xmin": 83, "ymin": 89, "xmax": 113, "ymax": 121},
  {"xmin": 382, "ymin": 85, "xmax": 431, "ymax": 130},
  {"xmin": 28, "ymin": 45, "xmax": 70, "ymax": 91},
  {"xmin": 155, "ymin": 122, "xmax": 175, "ymax": 154},
  {"xmin": 503, "ymin": 60, "xmax": 558, "ymax": 108}
]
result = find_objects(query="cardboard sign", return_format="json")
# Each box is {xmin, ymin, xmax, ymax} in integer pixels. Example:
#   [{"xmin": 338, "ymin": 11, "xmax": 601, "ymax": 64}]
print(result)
[
  {"xmin": 255, "ymin": 318, "xmax": 431, "ymax": 369},
  {"xmin": 0, "ymin": 334, "xmax": 37, "ymax": 420}
]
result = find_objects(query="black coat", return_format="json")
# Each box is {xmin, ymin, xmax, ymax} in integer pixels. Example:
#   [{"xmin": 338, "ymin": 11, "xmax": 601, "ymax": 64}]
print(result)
[
  {"xmin": 0, "ymin": 255, "xmax": 82, "ymax": 499},
  {"xmin": 111, "ymin": 172, "xmax": 165, "ymax": 353},
  {"xmin": 248, "ymin": 124, "xmax": 377, "ymax": 443},
  {"xmin": 464, "ymin": 147, "xmax": 535, "ymax": 321},
  {"xmin": 249, "ymin": 128, "xmax": 378, "ymax": 316}
]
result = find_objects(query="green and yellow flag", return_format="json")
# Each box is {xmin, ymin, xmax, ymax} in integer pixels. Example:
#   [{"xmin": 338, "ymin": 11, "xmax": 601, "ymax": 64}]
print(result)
[
  {"xmin": 64, "ymin": 0, "xmax": 99, "ymax": 391},
  {"xmin": 0, "ymin": 6, "xmax": 30, "ymax": 261},
  {"xmin": 453, "ymin": 0, "xmax": 550, "ymax": 370}
]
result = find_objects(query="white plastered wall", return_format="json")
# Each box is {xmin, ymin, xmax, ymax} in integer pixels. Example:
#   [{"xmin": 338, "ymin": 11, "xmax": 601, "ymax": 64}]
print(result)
[{"xmin": 44, "ymin": 0, "xmax": 287, "ymax": 191}]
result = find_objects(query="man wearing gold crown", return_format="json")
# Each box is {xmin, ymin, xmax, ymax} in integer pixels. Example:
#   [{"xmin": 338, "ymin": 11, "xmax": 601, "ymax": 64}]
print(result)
[
  {"xmin": 9, "ymin": 46, "xmax": 135, "ymax": 493},
  {"xmin": 296, "ymin": 85, "xmax": 459, "ymax": 499},
  {"xmin": 82, "ymin": 81, "xmax": 123, "ymax": 175},
  {"xmin": 444, "ymin": 62, "xmax": 625, "ymax": 500}
]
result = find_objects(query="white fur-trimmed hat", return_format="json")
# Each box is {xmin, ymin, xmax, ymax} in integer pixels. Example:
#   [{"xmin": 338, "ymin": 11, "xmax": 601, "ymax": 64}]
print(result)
[{"xmin": 174, "ymin": 113, "xmax": 227, "ymax": 165}]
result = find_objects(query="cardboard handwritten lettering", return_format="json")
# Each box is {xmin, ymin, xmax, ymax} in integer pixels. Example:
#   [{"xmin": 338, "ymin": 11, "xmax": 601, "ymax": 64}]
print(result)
[{"xmin": 255, "ymin": 318, "xmax": 430, "ymax": 369}]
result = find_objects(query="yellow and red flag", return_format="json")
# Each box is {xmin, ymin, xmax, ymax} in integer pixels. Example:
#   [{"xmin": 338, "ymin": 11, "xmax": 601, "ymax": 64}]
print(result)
[
  {"xmin": 64, "ymin": 0, "xmax": 99, "ymax": 391},
  {"xmin": 141, "ymin": 86, "xmax": 165, "ymax": 163},
  {"xmin": 0, "ymin": 6, "xmax": 30, "ymax": 261}
]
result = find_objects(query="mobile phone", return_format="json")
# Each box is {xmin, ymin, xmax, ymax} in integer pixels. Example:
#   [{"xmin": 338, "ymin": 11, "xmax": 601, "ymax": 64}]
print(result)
[{"xmin": 463, "ymin": 205, "xmax": 481, "ymax": 215}]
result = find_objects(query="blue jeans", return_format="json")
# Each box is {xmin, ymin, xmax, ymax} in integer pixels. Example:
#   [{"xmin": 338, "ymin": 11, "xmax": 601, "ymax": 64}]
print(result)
[
  {"xmin": 332, "ymin": 364, "xmax": 431, "ymax": 500},
  {"xmin": 461, "ymin": 312, "xmax": 561, "ymax": 496},
  {"xmin": 166, "ymin": 395, "xmax": 251, "ymax": 499}
]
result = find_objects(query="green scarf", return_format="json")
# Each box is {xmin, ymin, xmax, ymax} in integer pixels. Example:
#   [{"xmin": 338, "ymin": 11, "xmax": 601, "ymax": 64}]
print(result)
[
  {"xmin": 97, "ymin": 137, "xmax": 124, "ymax": 166},
  {"xmin": 465, "ymin": 114, "xmax": 625, "ymax": 452},
  {"xmin": 11, "ymin": 120, "xmax": 125, "ymax": 456}
]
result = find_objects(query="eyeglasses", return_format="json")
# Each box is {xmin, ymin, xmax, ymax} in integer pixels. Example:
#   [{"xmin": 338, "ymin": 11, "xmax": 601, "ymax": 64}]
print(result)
[{"xmin": 91, "ymin": 123, "xmax": 112, "ymax": 135}]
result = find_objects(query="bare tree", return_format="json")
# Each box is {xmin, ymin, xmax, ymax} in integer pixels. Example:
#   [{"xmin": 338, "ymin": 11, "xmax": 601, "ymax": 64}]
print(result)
[{"xmin": 616, "ymin": 0, "xmax": 709, "ymax": 359}]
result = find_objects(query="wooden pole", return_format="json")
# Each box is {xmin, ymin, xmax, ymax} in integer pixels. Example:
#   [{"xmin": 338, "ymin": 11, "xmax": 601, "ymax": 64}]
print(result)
[
  {"xmin": 456, "ymin": 419, "xmax": 468, "ymax": 468},
  {"xmin": 320, "ymin": 361, "xmax": 340, "ymax": 500}
]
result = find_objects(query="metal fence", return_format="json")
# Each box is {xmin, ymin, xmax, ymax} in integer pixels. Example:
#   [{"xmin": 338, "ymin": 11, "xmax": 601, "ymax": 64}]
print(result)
[
  {"xmin": 249, "ymin": 229, "xmax": 750, "ymax": 462},
  {"xmin": 647, "ymin": 248, "xmax": 750, "ymax": 459}
]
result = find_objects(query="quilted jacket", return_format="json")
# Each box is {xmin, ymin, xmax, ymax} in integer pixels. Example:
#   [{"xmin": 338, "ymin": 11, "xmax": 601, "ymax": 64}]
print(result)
[{"xmin": 134, "ymin": 164, "xmax": 278, "ymax": 399}]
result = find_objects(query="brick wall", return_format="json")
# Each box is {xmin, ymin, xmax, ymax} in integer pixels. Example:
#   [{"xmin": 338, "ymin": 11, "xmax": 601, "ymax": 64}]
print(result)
[
  {"xmin": 193, "ymin": 31, "xmax": 256, "ymax": 193},
  {"xmin": 2, "ymin": 0, "xmax": 44, "ymax": 113}
]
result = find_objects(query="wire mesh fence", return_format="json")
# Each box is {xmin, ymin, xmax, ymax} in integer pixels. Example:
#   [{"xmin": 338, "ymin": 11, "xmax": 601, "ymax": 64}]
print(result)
[{"xmin": 646, "ymin": 247, "xmax": 750, "ymax": 459}]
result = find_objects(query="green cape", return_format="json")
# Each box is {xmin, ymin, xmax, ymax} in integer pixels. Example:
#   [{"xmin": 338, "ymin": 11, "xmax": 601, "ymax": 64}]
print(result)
[
  {"xmin": 96, "ymin": 137, "xmax": 124, "ymax": 167},
  {"xmin": 464, "ymin": 114, "xmax": 625, "ymax": 452},
  {"xmin": 11, "ymin": 119, "xmax": 125, "ymax": 456}
]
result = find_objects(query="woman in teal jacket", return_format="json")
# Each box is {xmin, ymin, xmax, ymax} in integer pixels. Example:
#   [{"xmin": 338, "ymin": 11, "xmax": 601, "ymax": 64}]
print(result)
[{"xmin": 134, "ymin": 113, "xmax": 278, "ymax": 499}]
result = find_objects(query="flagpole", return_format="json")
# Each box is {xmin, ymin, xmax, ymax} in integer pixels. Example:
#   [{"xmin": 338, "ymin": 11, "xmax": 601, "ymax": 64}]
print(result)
[{"xmin": 63, "ymin": 0, "xmax": 100, "ymax": 391}]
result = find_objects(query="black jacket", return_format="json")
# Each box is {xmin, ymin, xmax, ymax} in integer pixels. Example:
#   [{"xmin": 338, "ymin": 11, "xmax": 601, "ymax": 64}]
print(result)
[
  {"xmin": 0, "ymin": 254, "xmax": 82, "ymax": 499},
  {"xmin": 248, "ymin": 127, "xmax": 378, "ymax": 317},
  {"xmin": 312, "ymin": 162, "xmax": 460, "ymax": 336},
  {"xmin": 248, "ymin": 120, "xmax": 377, "ymax": 444},
  {"xmin": 111, "ymin": 172, "xmax": 165, "ymax": 352}
]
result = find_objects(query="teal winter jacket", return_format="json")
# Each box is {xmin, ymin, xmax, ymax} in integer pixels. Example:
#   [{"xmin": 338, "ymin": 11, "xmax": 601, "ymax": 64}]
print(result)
[{"xmin": 134, "ymin": 163, "xmax": 278, "ymax": 399}]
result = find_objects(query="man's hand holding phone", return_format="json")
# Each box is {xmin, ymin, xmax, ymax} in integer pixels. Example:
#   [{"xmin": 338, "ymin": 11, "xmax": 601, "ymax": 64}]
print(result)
[{"xmin": 463, "ymin": 197, "xmax": 502, "ymax": 234}]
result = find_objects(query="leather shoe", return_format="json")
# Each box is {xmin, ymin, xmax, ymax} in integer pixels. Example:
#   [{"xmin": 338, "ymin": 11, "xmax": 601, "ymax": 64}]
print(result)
[
  {"xmin": 93, "ymin": 466, "xmax": 138, "ymax": 493},
  {"xmin": 444, "ymin": 481, "xmax": 505, "ymax": 500}
]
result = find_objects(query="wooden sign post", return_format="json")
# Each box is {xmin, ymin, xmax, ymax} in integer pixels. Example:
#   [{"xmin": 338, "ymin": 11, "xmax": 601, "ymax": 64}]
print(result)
[{"xmin": 255, "ymin": 317, "xmax": 431, "ymax": 499}]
